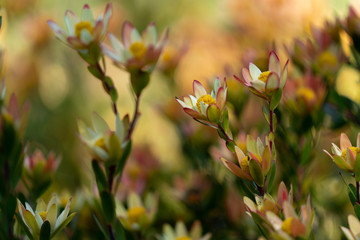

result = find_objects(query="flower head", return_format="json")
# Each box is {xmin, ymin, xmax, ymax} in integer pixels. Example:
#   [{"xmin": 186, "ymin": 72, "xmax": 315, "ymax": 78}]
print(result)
[
  {"xmin": 341, "ymin": 215, "xmax": 360, "ymax": 240},
  {"xmin": 176, "ymin": 78, "xmax": 227, "ymax": 125},
  {"xmin": 116, "ymin": 192, "xmax": 157, "ymax": 231},
  {"xmin": 17, "ymin": 194, "xmax": 76, "ymax": 239},
  {"xmin": 48, "ymin": 3, "xmax": 112, "ymax": 50},
  {"xmin": 235, "ymin": 51, "xmax": 289, "ymax": 99},
  {"xmin": 78, "ymin": 113, "xmax": 127, "ymax": 163},
  {"xmin": 157, "ymin": 221, "xmax": 211, "ymax": 240},
  {"xmin": 102, "ymin": 21, "xmax": 168, "ymax": 72},
  {"xmin": 323, "ymin": 132, "xmax": 360, "ymax": 172},
  {"xmin": 221, "ymin": 135, "xmax": 271, "ymax": 187}
]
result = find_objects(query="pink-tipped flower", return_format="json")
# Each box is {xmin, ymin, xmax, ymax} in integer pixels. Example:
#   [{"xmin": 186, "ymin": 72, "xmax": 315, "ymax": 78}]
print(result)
[
  {"xmin": 221, "ymin": 135, "xmax": 271, "ymax": 187},
  {"xmin": 24, "ymin": 148, "xmax": 60, "ymax": 181},
  {"xmin": 102, "ymin": 21, "xmax": 168, "ymax": 72},
  {"xmin": 176, "ymin": 78, "xmax": 227, "ymax": 126},
  {"xmin": 323, "ymin": 132, "xmax": 360, "ymax": 172},
  {"xmin": 47, "ymin": 3, "xmax": 112, "ymax": 50},
  {"xmin": 235, "ymin": 51, "xmax": 289, "ymax": 100}
]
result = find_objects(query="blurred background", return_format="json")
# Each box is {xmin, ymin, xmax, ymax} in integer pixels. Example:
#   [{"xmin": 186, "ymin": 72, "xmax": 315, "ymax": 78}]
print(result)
[{"xmin": 1, "ymin": 0, "xmax": 360, "ymax": 239}]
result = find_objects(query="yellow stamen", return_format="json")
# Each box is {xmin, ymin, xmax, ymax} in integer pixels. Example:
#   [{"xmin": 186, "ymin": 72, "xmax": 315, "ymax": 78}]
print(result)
[
  {"xmin": 127, "ymin": 206, "xmax": 146, "ymax": 223},
  {"xmin": 240, "ymin": 156, "xmax": 250, "ymax": 174},
  {"xmin": 281, "ymin": 217, "xmax": 294, "ymax": 235},
  {"xmin": 161, "ymin": 46, "xmax": 175, "ymax": 62},
  {"xmin": 318, "ymin": 52, "xmax": 337, "ymax": 67},
  {"xmin": 258, "ymin": 71, "xmax": 271, "ymax": 83},
  {"xmin": 296, "ymin": 87, "xmax": 316, "ymax": 103},
  {"xmin": 196, "ymin": 94, "xmax": 216, "ymax": 112},
  {"xmin": 75, "ymin": 21, "xmax": 94, "ymax": 38},
  {"xmin": 175, "ymin": 237, "xmax": 192, "ymax": 240},
  {"xmin": 95, "ymin": 138, "xmax": 107, "ymax": 150},
  {"xmin": 129, "ymin": 42, "xmax": 147, "ymax": 59},
  {"xmin": 341, "ymin": 147, "xmax": 360, "ymax": 159},
  {"xmin": 38, "ymin": 211, "xmax": 47, "ymax": 221}
]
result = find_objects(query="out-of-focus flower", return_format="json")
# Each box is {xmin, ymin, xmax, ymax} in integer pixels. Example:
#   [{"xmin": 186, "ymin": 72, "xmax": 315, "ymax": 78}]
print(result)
[
  {"xmin": 102, "ymin": 21, "xmax": 168, "ymax": 72},
  {"xmin": 236, "ymin": 51, "xmax": 289, "ymax": 100},
  {"xmin": 323, "ymin": 132, "xmax": 360, "ymax": 172},
  {"xmin": 283, "ymin": 71, "xmax": 326, "ymax": 114},
  {"xmin": 176, "ymin": 78, "xmax": 227, "ymax": 125},
  {"xmin": 157, "ymin": 221, "xmax": 211, "ymax": 240},
  {"xmin": 78, "ymin": 113, "xmax": 127, "ymax": 164},
  {"xmin": 221, "ymin": 135, "xmax": 271, "ymax": 187},
  {"xmin": 158, "ymin": 43, "xmax": 187, "ymax": 77},
  {"xmin": 48, "ymin": 3, "xmax": 112, "ymax": 50},
  {"xmin": 341, "ymin": 215, "xmax": 360, "ymax": 240},
  {"xmin": 116, "ymin": 192, "xmax": 157, "ymax": 231},
  {"xmin": 0, "ymin": 91, "xmax": 30, "ymax": 136},
  {"xmin": 17, "ymin": 195, "xmax": 76, "ymax": 239}
]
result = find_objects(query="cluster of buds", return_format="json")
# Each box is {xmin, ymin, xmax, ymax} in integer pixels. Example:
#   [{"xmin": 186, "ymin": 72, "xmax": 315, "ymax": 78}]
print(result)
[
  {"xmin": 116, "ymin": 192, "xmax": 157, "ymax": 231},
  {"xmin": 17, "ymin": 195, "xmax": 76, "ymax": 239},
  {"xmin": 323, "ymin": 132, "xmax": 360, "ymax": 173},
  {"xmin": 244, "ymin": 182, "xmax": 314, "ymax": 239},
  {"xmin": 235, "ymin": 51, "xmax": 289, "ymax": 101},
  {"xmin": 221, "ymin": 135, "xmax": 272, "ymax": 188},
  {"xmin": 176, "ymin": 78, "xmax": 228, "ymax": 127},
  {"xmin": 157, "ymin": 221, "xmax": 211, "ymax": 240}
]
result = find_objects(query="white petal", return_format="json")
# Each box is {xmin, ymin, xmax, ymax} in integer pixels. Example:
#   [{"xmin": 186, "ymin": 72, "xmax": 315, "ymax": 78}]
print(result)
[{"xmin": 249, "ymin": 63, "xmax": 261, "ymax": 81}]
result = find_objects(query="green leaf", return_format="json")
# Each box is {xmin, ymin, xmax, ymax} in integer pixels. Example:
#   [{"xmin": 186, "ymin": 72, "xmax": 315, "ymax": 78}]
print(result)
[
  {"xmin": 114, "ymin": 219, "xmax": 126, "ymax": 240},
  {"xmin": 88, "ymin": 43, "xmax": 102, "ymax": 64},
  {"xmin": 266, "ymin": 162, "xmax": 276, "ymax": 193},
  {"xmin": 15, "ymin": 213, "xmax": 34, "ymax": 240},
  {"xmin": 110, "ymin": 88, "xmax": 118, "ymax": 103},
  {"xmin": 300, "ymin": 140, "xmax": 312, "ymax": 166},
  {"xmin": 249, "ymin": 159, "xmax": 264, "ymax": 187},
  {"xmin": 93, "ymin": 214, "xmax": 110, "ymax": 240},
  {"xmin": 88, "ymin": 66, "xmax": 103, "ymax": 80},
  {"xmin": 39, "ymin": 221, "xmax": 51, "ymax": 240},
  {"xmin": 50, "ymin": 212, "xmax": 76, "ymax": 238},
  {"xmin": 92, "ymin": 160, "xmax": 109, "ymax": 192},
  {"xmin": 348, "ymin": 183, "xmax": 357, "ymax": 206},
  {"xmin": 225, "ymin": 140, "xmax": 236, "ymax": 153},
  {"xmin": 115, "ymin": 140, "xmax": 132, "ymax": 177},
  {"xmin": 130, "ymin": 70, "xmax": 150, "ymax": 96},
  {"xmin": 355, "ymin": 154, "xmax": 360, "ymax": 182},
  {"xmin": 270, "ymin": 89, "xmax": 282, "ymax": 111},
  {"xmin": 263, "ymin": 106, "xmax": 270, "ymax": 124},
  {"xmin": 354, "ymin": 203, "xmax": 360, "ymax": 220},
  {"xmin": 100, "ymin": 191, "xmax": 115, "ymax": 223},
  {"xmin": 250, "ymin": 212, "xmax": 272, "ymax": 238},
  {"xmin": 5, "ymin": 194, "xmax": 17, "ymax": 221}
]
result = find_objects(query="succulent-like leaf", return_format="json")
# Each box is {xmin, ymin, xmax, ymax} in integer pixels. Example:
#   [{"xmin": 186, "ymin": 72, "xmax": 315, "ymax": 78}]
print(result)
[{"xmin": 249, "ymin": 159, "xmax": 264, "ymax": 187}]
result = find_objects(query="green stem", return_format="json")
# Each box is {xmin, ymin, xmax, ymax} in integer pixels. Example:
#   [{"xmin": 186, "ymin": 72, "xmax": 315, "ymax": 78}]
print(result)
[{"xmin": 126, "ymin": 95, "xmax": 141, "ymax": 141}]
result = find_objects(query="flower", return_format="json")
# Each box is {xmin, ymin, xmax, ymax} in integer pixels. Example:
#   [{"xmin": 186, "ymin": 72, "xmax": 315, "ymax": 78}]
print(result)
[
  {"xmin": 265, "ymin": 197, "xmax": 313, "ymax": 239},
  {"xmin": 176, "ymin": 78, "xmax": 227, "ymax": 125},
  {"xmin": 102, "ymin": 21, "xmax": 168, "ymax": 72},
  {"xmin": 78, "ymin": 113, "xmax": 127, "ymax": 163},
  {"xmin": 221, "ymin": 135, "xmax": 271, "ymax": 187},
  {"xmin": 17, "ymin": 194, "xmax": 76, "ymax": 239},
  {"xmin": 341, "ymin": 215, "xmax": 360, "ymax": 240},
  {"xmin": 48, "ymin": 3, "xmax": 112, "ymax": 50},
  {"xmin": 157, "ymin": 221, "xmax": 211, "ymax": 240},
  {"xmin": 235, "ymin": 51, "xmax": 289, "ymax": 99},
  {"xmin": 116, "ymin": 192, "xmax": 157, "ymax": 231},
  {"xmin": 24, "ymin": 148, "xmax": 60, "ymax": 179},
  {"xmin": 323, "ymin": 132, "xmax": 360, "ymax": 172},
  {"xmin": 244, "ymin": 182, "xmax": 313, "ymax": 240}
]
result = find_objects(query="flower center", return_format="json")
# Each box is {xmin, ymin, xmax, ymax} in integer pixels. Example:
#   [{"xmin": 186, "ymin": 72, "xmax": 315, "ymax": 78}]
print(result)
[
  {"xmin": 240, "ymin": 156, "xmax": 250, "ymax": 174},
  {"xmin": 341, "ymin": 147, "xmax": 360, "ymax": 159},
  {"xmin": 127, "ymin": 206, "xmax": 146, "ymax": 223},
  {"xmin": 175, "ymin": 237, "xmax": 192, "ymax": 240},
  {"xmin": 95, "ymin": 137, "xmax": 107, "ymax": 150},
  {"xmin": 296, "ymin": 87, "xmax": 315, "ymax": 103},
  {"xmin": 38, "ymin": 211, "xmax": 48, "ymax": 221},
  {"xmin": 75, "ymin": 21, "xmax": 94, "ymax": 38},
  {"xmin": 281, "ymin": 217, "xmax": 294, "ymax": 235},
  {"xmin": 258, "ymin": 71, "xmax": 271, "ymax": 83},
  {"xmin": 129, "ymin": 42, "xmax": 147, "ymax": 59},
  {"xmin": 318, "ymin": 51, "xmax": 337, "ymax": 67},
  {"xmin": 196, "ymin": 94, "xmax": 216, "ymax": 112}
]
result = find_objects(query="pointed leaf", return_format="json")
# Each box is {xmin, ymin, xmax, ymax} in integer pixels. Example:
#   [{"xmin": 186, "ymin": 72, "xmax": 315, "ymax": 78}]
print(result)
[
  {"xmin": 266, "ymin": 162, "xmax": 276, "ymax": 193},
  {"xmin": 270, "ymin": 89, "xmax": 282, "ymax": 111},
  {"xmin": 100, "ymin": 190, "xmax": 115, "ymax": 223},
  {"xmin": 355, "ymin": 154, "xmax": 360, "ymax": 182},
  {"xmin": 92, "ymin": 160, "xmax": 109, "ymax": 191},
  {"xmin": 40, "ymin": 221, "xmax": 51, "ymax": 240},
  {"xmin": 249, "ymin": 159, "xmax": 264, "ymax": 187}
]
